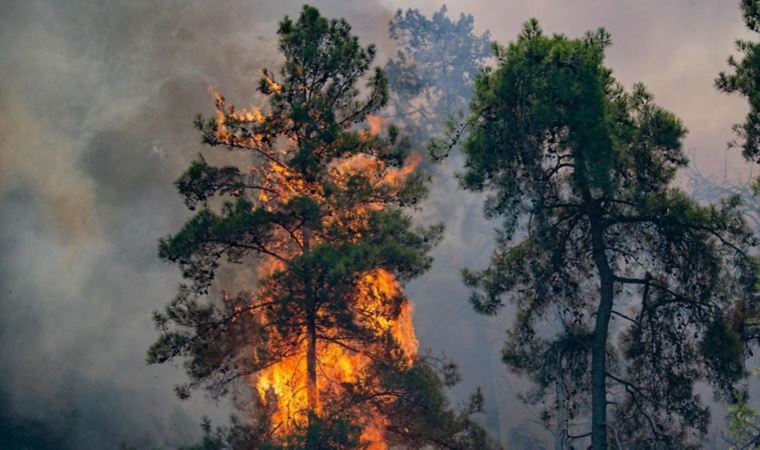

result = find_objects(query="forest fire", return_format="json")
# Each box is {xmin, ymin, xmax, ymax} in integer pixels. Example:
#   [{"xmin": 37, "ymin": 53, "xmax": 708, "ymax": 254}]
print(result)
[
  {"xmin": 209, "ymin": 90, "xmax": 421, "ymax": 448},
  {"xmin": 253, "ymin": 267, "xmax": 417, "ymax": 449},
  {"xmin": 10, "ymin": 1, "xmax": 759, "ymax": 448},
  {"xmin": 147, "ymin": 9, "xmax": 502, "ymax": 448}
]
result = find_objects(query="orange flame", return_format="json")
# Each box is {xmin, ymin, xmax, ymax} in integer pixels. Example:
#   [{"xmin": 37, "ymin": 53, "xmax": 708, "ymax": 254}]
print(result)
[
  {"xmin": 209, "ymin": 88, "xmax": 422, "ymax": 448},
  {"xmin": 261, "ymin": 69, "xmax": 283, "ymax": 93},
  {"xmin": 255, "ymin": 268, "xmax": 417, "ymax": 447},
  {"xmin": 366, "ymin": 114, "xmax": 385, "ymax": 135}
]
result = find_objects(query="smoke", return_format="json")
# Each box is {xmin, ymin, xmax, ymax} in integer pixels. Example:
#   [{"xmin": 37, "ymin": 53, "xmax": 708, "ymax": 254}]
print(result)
[
  {"xmin": 398, "ymin": 0, "xmax": 754, "ymax": 181},
  {"xmin": 0, "ymin": 1, "xmax": 393, "ymax": 448},
  {"xmin": 0, "ymin": 0, "xmax": 754, "ymax": 448}
]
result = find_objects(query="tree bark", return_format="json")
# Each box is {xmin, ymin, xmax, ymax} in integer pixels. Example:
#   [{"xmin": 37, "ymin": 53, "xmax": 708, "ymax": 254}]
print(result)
[
  {"xmin": 587, "ymin": 200, "xmax": 614, "ymax": 450},
  {"xmin": 302, "ymin": 227, "xmax": 319, "ymax": 447},
  {"xmin": 555, "ymin": 379, "xmax": 566, "ymax": 450},
  {"xmin": 306, "ymin": 307, "xmax": 318, "ymax": 415},
  {"xmin": 306, "ymin": 307, "xmax": 318, "ymax": 430}
]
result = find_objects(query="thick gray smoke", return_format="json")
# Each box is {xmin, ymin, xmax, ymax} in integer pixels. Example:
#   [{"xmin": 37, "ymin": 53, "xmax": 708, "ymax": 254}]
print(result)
[
  {"xmin": 0, "ymin": 0, "xmax": 753, "ymax": 448},
  {"xmin": 0, "ymin": 1, "xmax": 393, "ymax": 448}
]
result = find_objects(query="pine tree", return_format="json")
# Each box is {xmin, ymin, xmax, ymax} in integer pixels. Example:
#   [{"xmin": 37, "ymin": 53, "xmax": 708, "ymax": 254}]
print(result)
[
  {"xmin": 148, "ymin": 5, "xmax": 497, "ymax": 449},
  {"xmin": 716, "ymin": 2, "xmax": 760, "ymax": 448},
  {"xmin": 385, "ymin": 6, "xmax": 492, "ymax": 146},
  {"xmin": 717, "ymin": 0, "xmax": 760, "ymax": 161},
  {"xmin": 455, "ymin": 19, "xmax": 757, "ymax": 449}
]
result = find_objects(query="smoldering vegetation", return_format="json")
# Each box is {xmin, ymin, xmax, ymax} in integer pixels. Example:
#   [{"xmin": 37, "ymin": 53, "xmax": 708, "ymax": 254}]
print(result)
[{"xmin": 0, "ymin": 1, "xmax": 755, "ymax": 449}]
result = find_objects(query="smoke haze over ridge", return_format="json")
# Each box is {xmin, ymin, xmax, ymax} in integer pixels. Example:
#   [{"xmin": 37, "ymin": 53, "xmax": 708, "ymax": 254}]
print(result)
[{"xmin": 0, "ymin": 0, "xmax": 754, "ymax": 448}]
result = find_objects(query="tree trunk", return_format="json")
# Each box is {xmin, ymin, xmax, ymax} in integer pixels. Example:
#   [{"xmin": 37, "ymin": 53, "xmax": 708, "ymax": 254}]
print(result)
[
  {"xmin": 588, "ymin": 202, "xmax": 614, "ymax": 450},
  {"xmin": 306, "ymin": 307, "xmax": 318, "ymax": 420},
  {"xmin": 555, "ymin": 379, "xmax": 566, "ymax": 450},
  {"xmin": 306, "ymin": 308, "xmax": 317, "ymax": 414},
  {"xmin": 302, "ymin": 228, "xmax": 319, "ymax": 447}
]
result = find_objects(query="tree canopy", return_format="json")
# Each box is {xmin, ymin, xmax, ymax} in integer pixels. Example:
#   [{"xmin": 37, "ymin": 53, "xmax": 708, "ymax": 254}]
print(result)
[{"xmin": 718, "ymin": 0, "xmax": 760, "ymax": 161}]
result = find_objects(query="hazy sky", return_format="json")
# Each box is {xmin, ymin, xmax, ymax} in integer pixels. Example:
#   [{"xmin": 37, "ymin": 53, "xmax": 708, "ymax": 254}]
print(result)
[{"xmin": 0, "ymin": 1, "xmax": 754, "ymax": 448}]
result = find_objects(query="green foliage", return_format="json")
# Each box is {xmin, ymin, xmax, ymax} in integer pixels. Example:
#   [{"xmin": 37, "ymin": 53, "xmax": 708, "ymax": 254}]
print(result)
[
  {"xmin": 251, "ymin": 415, "xmax": 364, "ymax": 450},
  {"xmin": 717, "ymin": 5, "xmax": 760, "ymax": 448},
  {"xmin": 726, "ymin": 394, "xmax": 760, "ymax": 449},
  {"xmin": 178, "ymin": 418, "xmax": 226, "ymax": 450},
  {"xmin": 457, "ymin": 19, "xmax": 757, "ymax": 448},
  {"xmin": 358, "ymin": 361, "xmax": 499, "ymax": 449},
  {"xmin": 171, "ymin": 364, "xmax": 500, "ymax": 450},
  {"xmin": 717, "ymin": 0, "xmax": 760, "ymax": 160}
]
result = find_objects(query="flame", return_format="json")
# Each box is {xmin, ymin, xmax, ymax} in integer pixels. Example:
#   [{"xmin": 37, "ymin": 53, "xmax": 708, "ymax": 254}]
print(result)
[
  {"xmin": 359, "ymin": 270, "xmax": 419, "ymax": 360},
  {"xmin": 208, "ymin": 83, "xmax": 267, "ymax": 147},
  {"xmin": 261, "ymin": 69, "xmax": 283, "ymax": 93},
  {"xmin": 362, "ymin": 420, "xmax": 389, "ymax": 450},
  {"xmin": 366, "ymin": 114, "xmax": 385, "ymax": 135},
  {"xmin": 208, "ymin": 87, "xmax": 422, "ymax": 448},
  {"xmin": 254, "ymin": 267, "xmax": 416, "ymax": 446},
  {"xmin": 385, "ymin": 151, "xmax": 422, "ymax": 187}
]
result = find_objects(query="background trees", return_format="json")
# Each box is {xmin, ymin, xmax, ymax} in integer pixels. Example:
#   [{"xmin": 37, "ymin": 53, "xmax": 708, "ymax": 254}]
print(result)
[
  {"xmin": 149, "ymin": 5, "xmax": 496, "ymax": 449},
  {"xmin": 385, "ymin": 6, "xmax": 492, "ymax": 147},
  {"xmin": 456, "ymin": 19, "xmax": 757, "ymax": 449},
  {"xmin": 383, "ymin": 6, "xmax": 521, "ymax": 440}
]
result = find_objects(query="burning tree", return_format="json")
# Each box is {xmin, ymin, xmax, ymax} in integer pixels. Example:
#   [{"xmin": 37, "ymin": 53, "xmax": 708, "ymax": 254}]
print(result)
[{"xmin": 149, "ymin": 5, "xmax": 496, "ymax": 449}]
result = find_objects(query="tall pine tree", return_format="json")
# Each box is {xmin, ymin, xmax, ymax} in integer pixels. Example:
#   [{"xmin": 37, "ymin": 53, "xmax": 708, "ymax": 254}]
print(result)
[{"xmin": 455, "ymin": 20, "xmax": 757, "ymax": 449}]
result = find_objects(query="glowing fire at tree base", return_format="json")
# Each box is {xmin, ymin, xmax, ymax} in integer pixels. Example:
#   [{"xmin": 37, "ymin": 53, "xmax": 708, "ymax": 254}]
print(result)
[{"xmin": 254, "ymin": 269, "xmax": 419, "ymax": 449}]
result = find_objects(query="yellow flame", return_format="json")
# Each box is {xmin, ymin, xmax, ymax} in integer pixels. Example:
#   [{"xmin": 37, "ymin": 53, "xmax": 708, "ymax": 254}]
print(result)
[
  {"xmin": 254, "ymin": 268, "xmax": 418, "ymax": 441},
  {"xmin": 262, "ymin": 69, "xmax": 283, "ymax": 93}
]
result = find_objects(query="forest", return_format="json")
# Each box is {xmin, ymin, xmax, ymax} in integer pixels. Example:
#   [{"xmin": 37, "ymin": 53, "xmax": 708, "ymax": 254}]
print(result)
[{"xmin": 3, "ymin": 1, "xmax": 760, "ymax": 449}]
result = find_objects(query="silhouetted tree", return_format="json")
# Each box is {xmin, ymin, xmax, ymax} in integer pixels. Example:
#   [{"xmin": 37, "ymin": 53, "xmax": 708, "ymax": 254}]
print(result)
[
  {"xmin": 717, "ymin": 3, "xmax": 760, "ymax": 449},
  {"xmin": 385, "ymin": 6, "xmax": 512, "ymax": 440},
  {"xmin": 454, "ymin": 19, "xmax": 757, "ymax": 449},
  {"xmin": 385, "ymin": 5, "xmax": 491, "ymax": 146},
  {"xmin": 687, "ymin": 166, "xmax": 760, "ymax": 229}
]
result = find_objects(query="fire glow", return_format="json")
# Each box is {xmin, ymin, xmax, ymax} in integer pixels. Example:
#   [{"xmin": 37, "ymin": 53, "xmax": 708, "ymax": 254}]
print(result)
[{"xmin": 210, "ymin": 87, "xmax": 421, "ymax": 448}]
